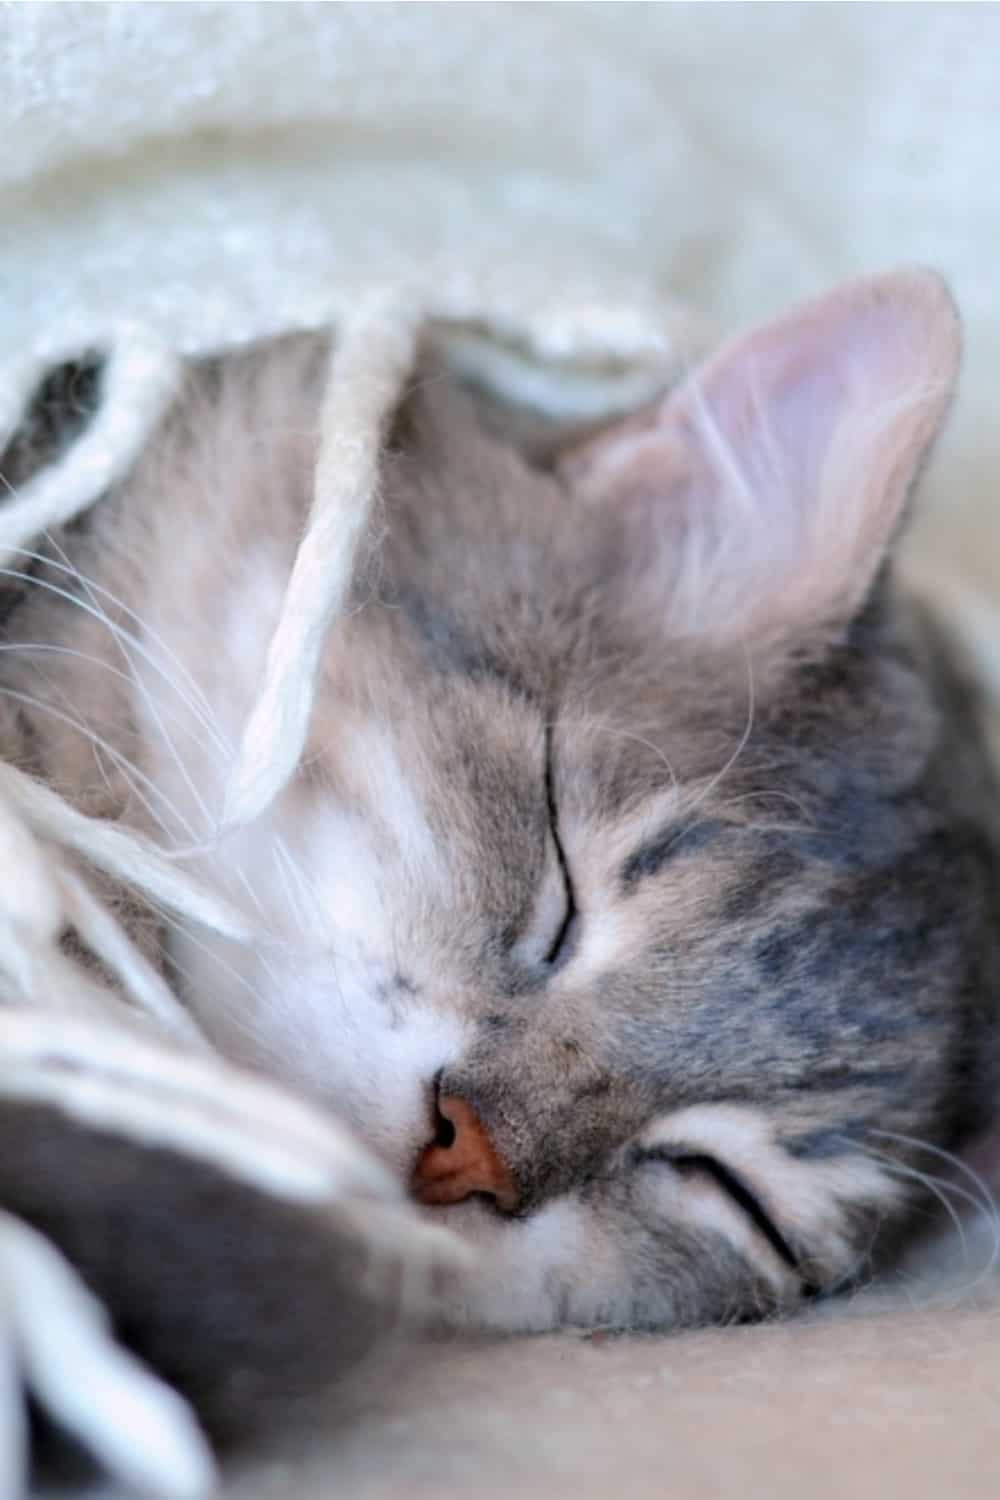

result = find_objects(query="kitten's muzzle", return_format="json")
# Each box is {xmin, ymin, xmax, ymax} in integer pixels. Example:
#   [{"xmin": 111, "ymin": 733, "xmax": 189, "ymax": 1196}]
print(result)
[{"xmin": 411, "ymin": 1093, "xmax": 520, "ymax": 1212}]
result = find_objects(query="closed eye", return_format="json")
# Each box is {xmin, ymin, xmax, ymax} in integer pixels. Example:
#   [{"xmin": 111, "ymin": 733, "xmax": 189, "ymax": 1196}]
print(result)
[
  {"xmin": 511, "ymin": 725, "xmax": 578, "ymax": 972},
  {"xmin": 633, "ymin": 1144, "xmax": 804, "ymax": 1276},
  {"xmin": 542, "ymin": 727, "xmax": 577, "ymax": 967},
  {"xmin": 542, "ymin": 884, "xmax": 577, "ymax": 968}
]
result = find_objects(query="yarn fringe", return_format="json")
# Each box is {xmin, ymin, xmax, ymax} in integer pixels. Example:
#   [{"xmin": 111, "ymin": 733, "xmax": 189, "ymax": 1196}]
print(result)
[
  {"xmin": 0, "ymin": 293, "xmax": 424, "ymax": 1034},
  {"xmin": 0, "ymin": 290, "xmax": 683, "ymax": 1039}
]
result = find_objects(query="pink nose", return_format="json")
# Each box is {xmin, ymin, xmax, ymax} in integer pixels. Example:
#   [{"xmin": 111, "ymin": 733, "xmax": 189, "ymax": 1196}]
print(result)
[{"xmin": 412, "ymin": 1094, "xmax": 519, "ymax": 1212}]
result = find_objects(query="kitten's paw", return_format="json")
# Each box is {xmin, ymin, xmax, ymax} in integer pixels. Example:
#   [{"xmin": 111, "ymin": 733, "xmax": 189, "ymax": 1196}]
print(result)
[
  {"xmin": 0, "ymin": 1011, "xmax": 465, "ymax": 1495},
  {"xmin": 0, "ymin": 1208, "xmax": 216, "ymax": 1497}
]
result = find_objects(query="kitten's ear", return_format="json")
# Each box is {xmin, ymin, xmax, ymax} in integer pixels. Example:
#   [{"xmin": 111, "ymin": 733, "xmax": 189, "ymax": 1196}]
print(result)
[{"xmin": 559, "ymin": 270, "xmax": 960, "ymax": 645}]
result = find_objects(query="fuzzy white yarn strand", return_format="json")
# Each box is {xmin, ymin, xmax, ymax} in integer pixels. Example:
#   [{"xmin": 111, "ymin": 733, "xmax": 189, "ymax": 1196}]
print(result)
[
  {"xmin": 56, "ymin": 865, "xmax": 209, "ymax": 1048},
  {"xmin": 0, "ymin": 785, "xmax": 204, "ymax": 1043},
  {"xmin": 0, "ymin": 762, "xmax": 253, "ymax": 946},
  {"xmin": 0, "ymin": 797, "xmax": 64, "ymax": 958},
  {"xmin": 0, "ymin": 1262, "xmax": 26, "ymax": 1500},
  {"xmin": 223, "ymin": 288, "xmax": 423, "ymax": 828},
  {"xmin": 0, "ymin": 326, "xmax": 180, "ymax": 567},
  {"xmin": 0, "ymin": 1012, "xmax": 399, "ymax": 1203},
  {"xmin": 0, "ymin": 1210, "xmax": 216, "ymax": 1499}
]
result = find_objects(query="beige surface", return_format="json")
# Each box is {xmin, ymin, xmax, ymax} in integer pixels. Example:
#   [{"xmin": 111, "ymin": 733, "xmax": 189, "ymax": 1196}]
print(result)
[{"xmin": 196, "ymin": 1289, "xmax": 1000, "ymax": 1500}]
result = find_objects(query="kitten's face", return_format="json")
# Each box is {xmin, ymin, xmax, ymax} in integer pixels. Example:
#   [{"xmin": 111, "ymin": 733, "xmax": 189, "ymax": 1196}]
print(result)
[
  {"xmin": 19, "ymin": 274, "xmax": 997, "ymax": 1332},
  {"xmin": 144, "ymin": 275, "xmax": 997, "ymax": 1332}
]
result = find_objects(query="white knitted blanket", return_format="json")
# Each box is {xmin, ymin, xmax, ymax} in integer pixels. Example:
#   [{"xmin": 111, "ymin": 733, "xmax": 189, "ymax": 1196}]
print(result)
[{"xmin": 2, "ymin": 5, "xmax": 999, "ymax": 1495}]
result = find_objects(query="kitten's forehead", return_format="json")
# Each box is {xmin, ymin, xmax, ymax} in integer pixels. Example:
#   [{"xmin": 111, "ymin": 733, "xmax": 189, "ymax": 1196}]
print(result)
[
  {"xmin": 373, "ymin": 376, "xmax": 882, "ymax": 767},
  {"xmin": 374, "ymin": 380, "xmax": 622, "ymax": 689},
  {"xmin": 313, "ymin": 375, "xmax": 934, "ymax": 985}
]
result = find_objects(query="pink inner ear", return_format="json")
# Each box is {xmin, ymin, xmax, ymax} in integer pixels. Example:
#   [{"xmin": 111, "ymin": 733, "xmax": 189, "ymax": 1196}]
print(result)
[{"xmin": 562, "ymin": 270, "xmax": 961, "ymax": 646}]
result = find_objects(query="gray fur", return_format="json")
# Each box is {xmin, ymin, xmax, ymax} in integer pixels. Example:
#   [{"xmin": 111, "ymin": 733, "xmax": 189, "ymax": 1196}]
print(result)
[{"xmin": 1, "ymin": 289, "xmax": 998, "ymax": 1355}]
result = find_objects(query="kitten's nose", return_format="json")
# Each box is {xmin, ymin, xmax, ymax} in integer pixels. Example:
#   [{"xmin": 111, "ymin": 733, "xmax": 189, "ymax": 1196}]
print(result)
[{"xmin": 412, "ymin": 1093, "xmax": 520, "ymax": 1212}]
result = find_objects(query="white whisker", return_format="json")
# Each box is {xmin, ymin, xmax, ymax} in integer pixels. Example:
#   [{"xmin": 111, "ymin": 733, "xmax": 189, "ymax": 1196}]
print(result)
[
  {"xmin": 867, "ymin": 1127, "xmax": 1000, "ymax": 1228},
  {"xmin": 26, "ymin": 540, "xmax": 227, "ymax": 749},
  {"xmin": 271, "ymin": 837, "xmax": 322, "ymax": 941},
  {"xmin": 56, "ymin": 864, "xmax": 207, "ymax": 1050},
  {"xmin": 679, "ymin": 647, "xmax": 756, "ymax": 824},
  {"xmin": 0, "ymin": 642, "xmax": 214, "ymax": 765},
  {"xmin": 856, "ymin": 1130, "xmax": 1000, "ymax": 1300},
  {"xmin": 0, "ymin": 559, "xmax": 228, "ymax": 757},
  {"xmin": 712, "ymin": 787, "xmax": 815, "ymax": 826},
  {"xmin": 0, "ymin": 685, "xmax": 198, "ymax": 849},
  {"xmin": 580, "ymin": 719, "xmax": 679, "ymax": 800},
  {"xmin": 37, "ymin": 534, "xmax": 221, "ymax": 835},
  {"xmin": 859, "ymin": 1149, "xmax": 969, "ymax": 1263}
]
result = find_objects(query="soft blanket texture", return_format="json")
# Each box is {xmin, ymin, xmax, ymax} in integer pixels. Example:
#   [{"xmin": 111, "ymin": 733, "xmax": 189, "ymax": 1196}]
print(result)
[{"xmin": 2, "ymin": 4, "xmax": 1000, "ymax": 1495}]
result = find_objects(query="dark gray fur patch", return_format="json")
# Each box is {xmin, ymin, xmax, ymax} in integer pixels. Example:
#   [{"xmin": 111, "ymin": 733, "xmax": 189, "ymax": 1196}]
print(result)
[
  {"xmin": 394, "ymin": 591, "xmax": 541, "ymax": 703},
  {"xmin": 620, "ymin": 818, "xmax": 728, "ymax": 890},
  {"xmin": 0, "ymin": 1100, "xmax": 404, "ymax": 1443},
  {"xmin": 778, "ymin": 1128, "xmax": 861, "ymax": 1160}
]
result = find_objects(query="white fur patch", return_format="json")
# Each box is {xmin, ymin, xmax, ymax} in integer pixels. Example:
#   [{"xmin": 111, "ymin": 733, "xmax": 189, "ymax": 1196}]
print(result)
[
  {"xmin": 429, "ymin": 1195, "xmax": 608, "ymax": 1330},
  {"xmin": 338, "ymin": 721, "xmax": 448, "ymax": 886},
  {"xmin": 173, "ymin": 916, "xmax": 473, "ymax": 1182},
  {"xmin": 159, "ymin": 694, "xmax": 466, "ymax": 1181}
]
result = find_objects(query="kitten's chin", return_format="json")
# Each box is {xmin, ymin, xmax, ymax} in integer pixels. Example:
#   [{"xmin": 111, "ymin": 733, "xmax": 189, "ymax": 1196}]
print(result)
[
  {"xmin": 416, "ymin": 1194, "xmax": 622, "ymax": 1334},
  {"xmin": 417, "ymin": 1195, "xmax": 510, "ymax": 1245}
]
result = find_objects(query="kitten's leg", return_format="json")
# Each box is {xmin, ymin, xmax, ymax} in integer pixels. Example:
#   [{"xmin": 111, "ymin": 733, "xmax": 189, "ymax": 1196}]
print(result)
[{"xmin": 0, "ymin": 1013, "xmax": 462, "ymax": 1495}]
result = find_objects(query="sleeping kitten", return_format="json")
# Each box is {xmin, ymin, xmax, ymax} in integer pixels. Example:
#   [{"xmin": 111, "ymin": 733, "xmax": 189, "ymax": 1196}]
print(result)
[{"xmin": 3, "ymin": 269, "xmax": 999, "ymax": 1347}]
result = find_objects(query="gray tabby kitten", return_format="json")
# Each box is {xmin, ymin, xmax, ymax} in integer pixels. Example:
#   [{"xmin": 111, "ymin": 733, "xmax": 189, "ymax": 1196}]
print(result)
[{"xmin": 2, "ymin": 270, "xmax": 999, "ymax": 1403}]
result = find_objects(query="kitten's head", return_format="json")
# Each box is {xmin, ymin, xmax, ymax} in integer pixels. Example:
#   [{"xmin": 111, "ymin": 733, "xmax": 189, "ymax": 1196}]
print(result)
[{"xmin": 150, "ymin": 272, "xmax": 999, "ymax": 1330}]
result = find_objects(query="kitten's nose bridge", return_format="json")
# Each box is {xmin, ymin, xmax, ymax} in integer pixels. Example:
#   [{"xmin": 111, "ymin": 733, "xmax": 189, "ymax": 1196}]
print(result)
[{"xmin": 412, "ymin": 1093, "xmax": 520, "ymax": 1212}]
